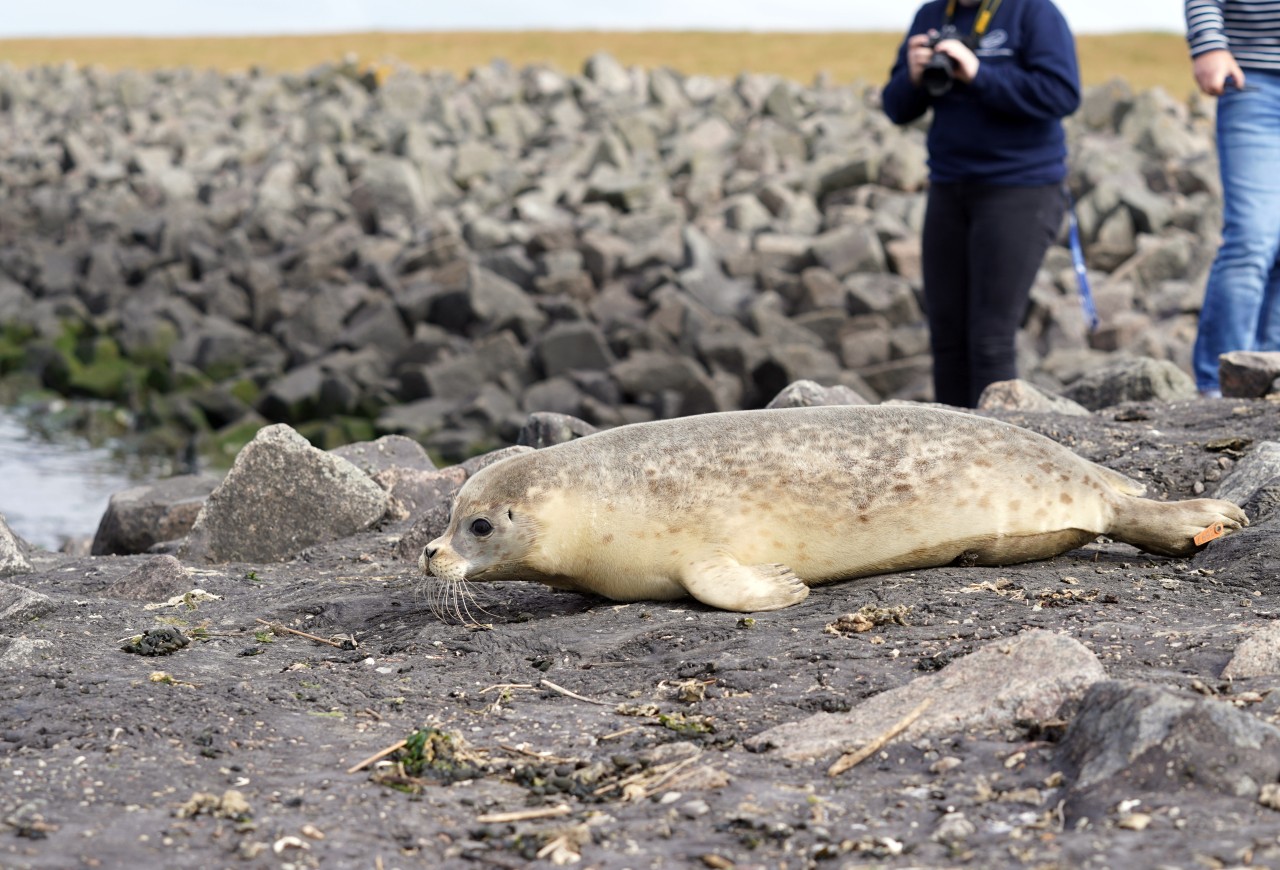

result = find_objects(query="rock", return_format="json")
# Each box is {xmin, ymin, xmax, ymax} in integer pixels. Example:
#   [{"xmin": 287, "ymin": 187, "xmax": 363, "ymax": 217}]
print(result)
[
  {"xmin": 1222, "ymin": 622, "xmax": 1280, "ymax": 680},
  {"xmin": 331, "ymin": 435, "xmax": 437, "ymax": 477},
  {"xmin": 90, "ymin": 474, "xmax": 223, "ymax": 556},
  {"xmin": 105, "ymin": 555, "xmax": 192, "ymax": 601},
  {"xmin": 517, "ymin": 412, "xmax": 599, "ymax": 448},
  {"xmin": 0, "ymin": 515, "xmax": 33, "ymax": 576},
  {"xmin": 351, "ymin": 155, "xmax": 431, "ymax": 232},
  {"xmin": 583, "ymin": 53, "xmax": 632, "ymax": 95},
  {"xmin": 809, "ymin": 224, "xmax": 886, "ymax": 277},
  {"xmin": 374, "ymin": 466, "xmax": 467, "ymax": 526},
  {"xmin": 1055, "ymin": 680, "xmax": 1280, "ymax": 822},
  {"xmin": 536, "ymin": 321, "xmax": 616, "ymax": 378},
  {"xmin": 765, "ymin": 379, "xmax": 870, "ymax": 409},
  {"xmin": 747, "ymin": 630, "xmax": 1105, "ymax": 760},
  {"xmin": 1061, "ymin": 357, "xmax": 1197, "ymax": 409},
  {"xmin": 1220, "ymin": 350, "xmax": 1280, "ymax": 398},
  {"xmin": 844, "ymin": 274, "xmax": 922, "ymax": 326},
  {"xmin": 977, "ymin": 380, "xmax": 1092, "ymax": 416},
  {"xmin": 0, "ymin": 581, "xmax": 55, "ymax": 626},
  {"xmin": 179, "ymin": 424, "xmax": 390, "ymax": 563},
  {"xmin": 1214, "ymin": 441, "xmax": 1280, "ymax": 510},
  {"xmin": 611, "ymin": 351, "xmax": 723, "ymax": 416}
]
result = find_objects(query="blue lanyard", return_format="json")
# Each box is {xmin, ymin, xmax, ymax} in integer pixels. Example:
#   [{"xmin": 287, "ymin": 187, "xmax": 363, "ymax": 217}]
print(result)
[{"xmin": 1064, "ymin": 187, "xmax": 1098, "ymax": 332}]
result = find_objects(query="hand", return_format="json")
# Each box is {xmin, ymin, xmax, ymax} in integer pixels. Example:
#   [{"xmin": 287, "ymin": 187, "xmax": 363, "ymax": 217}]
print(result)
[
  {"xmin": 1193, "ymin": 49, "xmax": 1245, "ymax": 96},
  {"xmin": 934, "ymin": 38, "xmax": 981, "ymax": 84},
  {"xmin": 906, "ymin": 33, "xmax": 935, "ymax": 86}
]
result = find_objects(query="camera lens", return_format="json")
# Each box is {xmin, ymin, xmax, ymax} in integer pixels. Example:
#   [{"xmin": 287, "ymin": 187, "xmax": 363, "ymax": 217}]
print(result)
[{"xmin": 922, "ymin": 53, "xmax": 956, "ymax": 97}]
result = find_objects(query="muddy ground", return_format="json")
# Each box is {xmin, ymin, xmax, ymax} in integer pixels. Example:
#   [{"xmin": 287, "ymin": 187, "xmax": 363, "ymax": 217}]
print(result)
[{"xmin": 4, "ymin": 398, "xmax": 1280, "ymax": 869}]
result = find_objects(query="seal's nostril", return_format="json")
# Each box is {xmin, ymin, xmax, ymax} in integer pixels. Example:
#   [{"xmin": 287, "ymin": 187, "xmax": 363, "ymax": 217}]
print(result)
[{"xmin": 425, "ymin": 547, "xmax": 438, "ymax": 559}]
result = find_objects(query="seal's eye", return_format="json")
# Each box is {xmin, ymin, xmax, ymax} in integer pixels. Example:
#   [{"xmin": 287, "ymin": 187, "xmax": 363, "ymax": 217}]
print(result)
[{"xmin": 470, "ymin": 518, "xmax": 494, "ymax": 537}]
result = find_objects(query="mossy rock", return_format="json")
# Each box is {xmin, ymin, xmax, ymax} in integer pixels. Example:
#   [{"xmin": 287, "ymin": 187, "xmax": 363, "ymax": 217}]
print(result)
[
  {"xmin": 67, "ymin": 357, "xmax": 134, "ymax": 399},
  {"xmin": 0, "ymin": 324, "xmax": 36, "ymax": 374},
  {"xmin": 296, "ymin": 416, "xmax": 376, "ymax": 450},
  {"xmin": 210, "ymin": 417, "xmax": 267, "ymax": 462},
  {"xmin": 228, "ymin": 378, "xmax": 260, "ymax": 407},
  {"xmin": 24, "ymin": 341, "xmax": 74, "ymax": 393},
  {"xmin": 128, "ymin": 322, "xmax": 179, "ymax": 370},
  {"xmin": 145, "ymin": 393, "xmax": 212, "ymax": 433}
]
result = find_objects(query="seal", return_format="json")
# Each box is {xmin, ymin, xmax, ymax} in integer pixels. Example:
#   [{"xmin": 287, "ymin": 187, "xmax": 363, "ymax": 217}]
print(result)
[{"xmin": 421, "ymin": 406, "xmax": 1248, "ymax": 612}]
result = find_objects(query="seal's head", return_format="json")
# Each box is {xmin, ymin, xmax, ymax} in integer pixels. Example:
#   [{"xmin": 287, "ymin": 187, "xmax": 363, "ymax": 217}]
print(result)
[{"xmin": 420, "ymin": 496, "xmax": 540, "ymax": 584}]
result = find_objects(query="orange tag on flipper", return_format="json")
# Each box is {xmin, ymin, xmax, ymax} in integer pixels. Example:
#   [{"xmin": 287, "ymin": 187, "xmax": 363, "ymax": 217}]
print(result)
[{"xmin": 1193, "ymin": 522, "xmax": 1225, "ymax": 547}]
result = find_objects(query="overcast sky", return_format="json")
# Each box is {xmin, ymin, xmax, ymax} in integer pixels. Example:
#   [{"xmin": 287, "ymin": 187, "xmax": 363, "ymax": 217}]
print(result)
[{"xmin": 0, "ymin": 1, "xmax": 1186, "ymax": 38}]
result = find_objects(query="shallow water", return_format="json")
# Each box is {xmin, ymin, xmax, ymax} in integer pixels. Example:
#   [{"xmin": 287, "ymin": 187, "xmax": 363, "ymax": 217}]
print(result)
[{"xmin": 0, "ymin": 408, "xmax": 163, "ymax": 551}]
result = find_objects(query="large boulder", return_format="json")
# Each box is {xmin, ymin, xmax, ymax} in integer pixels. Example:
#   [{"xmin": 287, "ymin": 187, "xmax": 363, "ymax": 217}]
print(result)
[
  {"xmin": 90, "ymin": 474, "xmax": 223, "ymax": 556},
  {"xmin": 179, "ymin": 424, "xmax": 389, "ymax": 563}
]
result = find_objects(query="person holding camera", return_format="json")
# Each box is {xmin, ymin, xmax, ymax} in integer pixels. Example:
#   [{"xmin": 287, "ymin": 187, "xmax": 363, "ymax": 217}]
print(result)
[
  {"xmin": 881, "ymin": 0, "xmax": 1081, "ymax": 407},
  {"xmin": 1186, "ymin": 0, "xmax": 1280, "ymax": 399}
]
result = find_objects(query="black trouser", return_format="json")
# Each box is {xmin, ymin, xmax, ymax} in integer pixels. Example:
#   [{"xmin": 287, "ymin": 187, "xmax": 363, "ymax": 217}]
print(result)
[{"xmin": 921, "ymin": 181, "xmax": 1065, "ymax": 407}]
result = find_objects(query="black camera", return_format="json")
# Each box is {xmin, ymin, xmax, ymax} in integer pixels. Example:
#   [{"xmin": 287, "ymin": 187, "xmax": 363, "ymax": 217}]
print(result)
[{"xmin": 921, "ymin": 27, "xmax": 974, "ymax": 97}]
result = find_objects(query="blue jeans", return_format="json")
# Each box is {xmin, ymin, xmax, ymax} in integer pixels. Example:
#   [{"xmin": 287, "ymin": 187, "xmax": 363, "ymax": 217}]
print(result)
[{"xmin": 1194, "ymin": 69, "xmax": 1280, "ymax": 391}]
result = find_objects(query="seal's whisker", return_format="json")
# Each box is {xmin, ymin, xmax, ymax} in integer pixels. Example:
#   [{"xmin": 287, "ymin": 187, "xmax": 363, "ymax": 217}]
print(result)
[
  {"xmin": 455, "ymin": 580, "xmax": 494, "ymax": 628},
  {"xmin": 424, "ymin": 577, "xmax": 451, "ymax": 623}
]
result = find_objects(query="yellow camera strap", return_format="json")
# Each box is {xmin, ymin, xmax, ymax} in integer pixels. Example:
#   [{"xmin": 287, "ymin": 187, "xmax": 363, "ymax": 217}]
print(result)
[{"xmin": 943, "ymin": 0, "xmax": 1004, "ymax": 38}]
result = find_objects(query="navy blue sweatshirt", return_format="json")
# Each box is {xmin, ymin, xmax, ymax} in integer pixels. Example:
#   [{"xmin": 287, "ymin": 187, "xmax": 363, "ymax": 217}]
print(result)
[{"xmin": 881, "ymin": 0, "xmax": 1081, "ymax": 185}]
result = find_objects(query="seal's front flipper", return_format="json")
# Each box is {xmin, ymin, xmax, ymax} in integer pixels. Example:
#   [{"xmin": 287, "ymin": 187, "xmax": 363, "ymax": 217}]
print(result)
[{"xmin": 680, "ymin": 558, "xmax": 809, "ymax": 612}]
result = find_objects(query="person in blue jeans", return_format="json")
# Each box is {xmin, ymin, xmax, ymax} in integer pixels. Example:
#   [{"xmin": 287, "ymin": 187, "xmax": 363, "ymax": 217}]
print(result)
[
  {"xmin": 882, "ymin": 0, "xmax": 1080, "ymax": 407},
  {"xmin": 1187, "ymin": 1, "xmax": 1280, "ymax": 398}
]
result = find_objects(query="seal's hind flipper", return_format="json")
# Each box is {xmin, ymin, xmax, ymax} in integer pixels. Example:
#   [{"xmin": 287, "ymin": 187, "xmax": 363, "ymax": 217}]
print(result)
[
  {"xmin": 679, "ymin": 558, "xmax": 809, "ymax": 612},
  {"xmin": 1110, "ymin": 496, "xmax": 1248, "ymax": 558}
]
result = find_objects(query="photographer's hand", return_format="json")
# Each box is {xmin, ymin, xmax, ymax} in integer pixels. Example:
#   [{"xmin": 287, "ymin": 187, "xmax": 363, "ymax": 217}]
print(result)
[
  {"xmin": 935, "ymin": 38, "xmax": 981, "ymax": 84},
  {"xmin": 907, "ymin": 32, "xmax": 935, "ymax": 86}
]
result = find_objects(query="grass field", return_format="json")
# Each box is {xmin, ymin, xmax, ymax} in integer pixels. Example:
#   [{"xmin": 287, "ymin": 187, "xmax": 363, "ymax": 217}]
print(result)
[{"xmin": 0, "ymin": 31, "xmax": 1196, "ymax": 97}]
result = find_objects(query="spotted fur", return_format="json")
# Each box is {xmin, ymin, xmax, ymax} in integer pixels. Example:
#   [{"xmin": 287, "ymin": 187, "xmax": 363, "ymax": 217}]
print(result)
[{"xmin": 421, "ymin": 406, "xmax": 1247, "ymax": 612}]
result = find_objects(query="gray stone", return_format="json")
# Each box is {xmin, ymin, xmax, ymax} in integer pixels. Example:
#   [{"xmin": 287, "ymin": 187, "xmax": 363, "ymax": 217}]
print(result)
[
  {"xmin": 351, "ymin": 156, "xmax": 430, "ymax": 232},
  {"xmin": 1062, "ymin": 357, "xmax": 1197, "ymax": 409},
  {"xmin": 0, "ymin": 637, "xmax": 55, "ymax": 669},
  {"xmin": 845, "ymin": 274, "xmax": 922, "ymax": 326},
  {"xmin": 1214, "ymin": 441, "xmax": 1280, "ymax": 511},
  {"xmin": 0, "ymin": 515, "xmax": 33, "ymax": 576},
  {"xmin": 517, "ymin": 412, "xmax": 599, "ymax": 449},
  {"xmin": 611, "ymin": 350, "xmax": 723, "ymax": 416},
  {"xmin": 810, "ymin": 224, "xmax": 886, "ymax": 277},
  {"xmin": 90, "ymin": 474, "xmax": 223, "ymax": 556},
  {"xmin": 748, "ymin": 630, "xmax": 1105, "ymax": 760},
  {"xmin": 1222, "ymin": 622, "xmax": 1280, "ymax": 680},
  {"xmin": 765, "ymin": 379, "xmax": 870, "ymax": 409},
  {"xmin": 754, "ymin": 233, "xmax": 813, "ymax": 272},
  {"xmin": 583, "ymin": 52, "xmax": 632, "ymax": 95},
  {"xmin": 977, "ymin": 379, "xmax": 1092, "ymax": 416},
  {"xmin": 179, "ymin": 424, "xmax": 389, "ymax": 563},
  {"xmin": 331, "ymin": 435, "xmax": 437, "ymax": 477},
  {"xmin": 374, "ymin": 466, "xmax": 467, "ymax": 525},
  {"xmin": 105, "ymin": 555, "xmax": 192, "ymax": 601},
  {"xmin": 0, "ymin": 581, "xmax": 55, "ymax": 626},
  {"xmin": 1056, "ymin": 680, "xmax": 1280, "ymax": 822},
  {"xmin": 536, "ymin": 321, "xmax": 616, "ymax": 378},
  {"xmin": 377, "ymin": 398, "xmax": 458, "ymax": 436},
  {"xmin": 680, "ymin": 225, "xmax": 754, "ymax": 316}
]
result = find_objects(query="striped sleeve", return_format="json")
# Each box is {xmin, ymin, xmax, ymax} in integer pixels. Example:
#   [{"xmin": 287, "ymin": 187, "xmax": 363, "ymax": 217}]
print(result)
[
  {"xmin": 1187, "ymin": 0, "xmax": 1280, "ymax": 69},
  {"xmin": 1186, "ymin": 0, "xmax": 1228, "ymax": 56}
]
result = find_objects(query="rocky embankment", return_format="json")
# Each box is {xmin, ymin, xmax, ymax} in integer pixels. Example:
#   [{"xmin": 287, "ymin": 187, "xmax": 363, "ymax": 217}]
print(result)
[{"xmin": 0, "ymin": 55, "xmax": 1238, "ymax": 463}]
